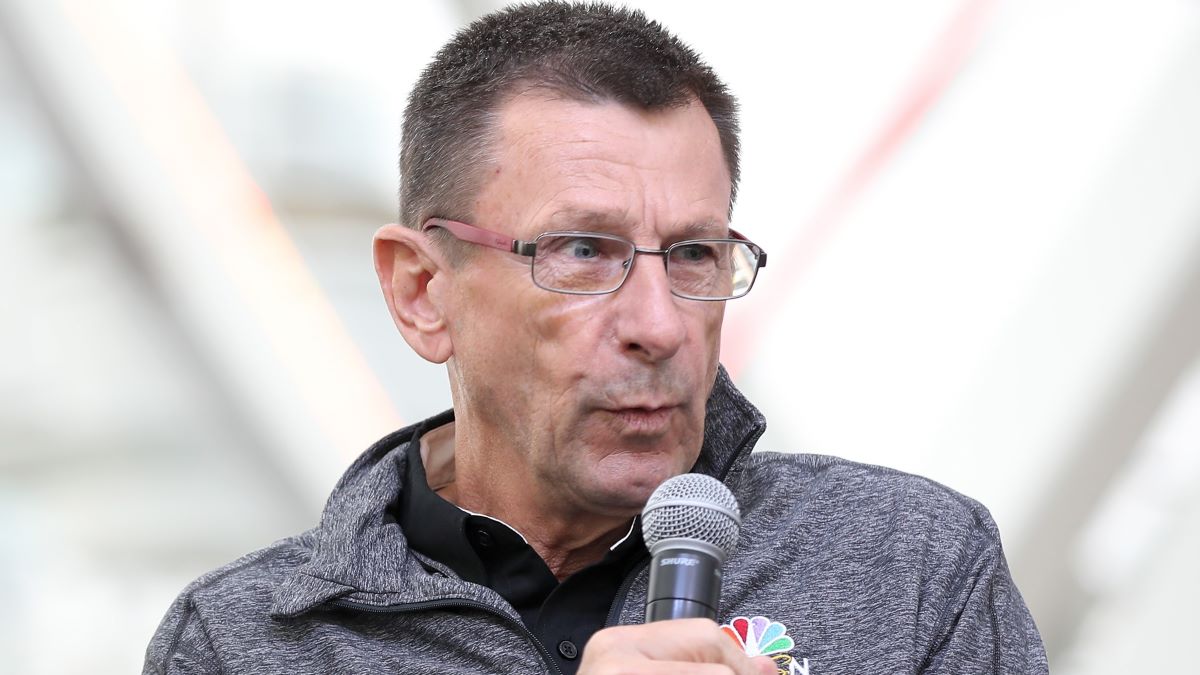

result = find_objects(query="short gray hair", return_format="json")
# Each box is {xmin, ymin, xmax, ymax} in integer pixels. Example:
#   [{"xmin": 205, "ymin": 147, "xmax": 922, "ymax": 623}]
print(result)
[{"xmin": 400, "ymin": 2, "xmax": 741, "ymax": 261}]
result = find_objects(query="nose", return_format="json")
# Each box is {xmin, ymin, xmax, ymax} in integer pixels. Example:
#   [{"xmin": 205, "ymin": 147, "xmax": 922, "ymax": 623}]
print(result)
[{"xmin": 613, "ymin": 253, "xmax": 687, "ymax": 362}]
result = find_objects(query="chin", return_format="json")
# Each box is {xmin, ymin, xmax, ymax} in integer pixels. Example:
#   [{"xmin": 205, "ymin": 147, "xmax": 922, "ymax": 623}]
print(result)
[
  {"xmin": 582, "ymin": 454, "xmax": 689, "ymax": 511},
  {"xmin": 583, "ymin": 484, "xmax": 658, "ymax": 516}
]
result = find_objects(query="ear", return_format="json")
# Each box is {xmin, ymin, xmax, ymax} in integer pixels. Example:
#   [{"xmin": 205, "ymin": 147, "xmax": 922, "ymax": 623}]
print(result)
[{"xmin": 373, "ymin": 224, "xmax": 453, "ymax": 364}]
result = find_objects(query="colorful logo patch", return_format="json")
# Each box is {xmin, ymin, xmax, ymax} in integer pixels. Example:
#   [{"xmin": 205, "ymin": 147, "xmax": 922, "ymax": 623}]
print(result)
[
  {"xmin": 722, "ymin": 616, "xmax": 794, "ymax": 656},
  {"xmin": 721, "ymin": 616, "xmax": 810, "ymax": 675}
]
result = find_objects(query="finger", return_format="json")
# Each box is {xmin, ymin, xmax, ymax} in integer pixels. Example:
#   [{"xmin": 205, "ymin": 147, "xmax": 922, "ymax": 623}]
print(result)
[
  {"xmin": 750, "ymin": 656, "xmax": 779, "ymax": 675},
  {"xmin": 589, "ymin": 662, "xmax": 737, "ymax": 675},
  {"xmin": 594, "ymin": 658, "xmax": 770, "ymax": 675},
  {"xmin": 590, "ymin": 619, "xmax": 732, "ymax": 662},
  {"xmin": 581, "ymin": 620, "xmax": 770, "ymax": 675}
]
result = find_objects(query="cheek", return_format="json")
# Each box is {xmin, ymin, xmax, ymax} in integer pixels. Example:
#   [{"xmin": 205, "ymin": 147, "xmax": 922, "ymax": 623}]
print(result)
[
  {"xmin": 447, "ymin": 275, "xmax": 539, "ymax": 390},
  {"xmin": 690, "ymin": 303, "xmax": 726, "ymax": 363},
  {"xmin": 529, "ymin": 295, "xmax": 613, "ymax": 364}
]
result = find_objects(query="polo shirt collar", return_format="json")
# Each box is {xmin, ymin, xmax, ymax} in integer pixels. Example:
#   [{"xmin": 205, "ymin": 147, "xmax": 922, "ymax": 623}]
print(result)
[{"xmin": 398, "ymin": 419, "xmax": 488, "ymax": 584}]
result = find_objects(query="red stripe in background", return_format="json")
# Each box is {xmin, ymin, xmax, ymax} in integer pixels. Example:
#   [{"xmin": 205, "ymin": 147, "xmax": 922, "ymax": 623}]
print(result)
[{"xmin": 723, "ymin": 0, "xmax": 998, "ymax": 378}]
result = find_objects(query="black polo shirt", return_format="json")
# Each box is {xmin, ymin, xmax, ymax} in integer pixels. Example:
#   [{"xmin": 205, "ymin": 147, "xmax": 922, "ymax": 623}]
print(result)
[{"xmin": 394, "ymin": 413, "xmax": 649, "ymax": 675}]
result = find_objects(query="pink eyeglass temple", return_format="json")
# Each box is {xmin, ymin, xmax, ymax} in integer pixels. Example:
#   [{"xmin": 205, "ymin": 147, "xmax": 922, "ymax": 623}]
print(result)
[{"xmin": 423, "ymin": 218, "xmax": 525, "ymax": 253}]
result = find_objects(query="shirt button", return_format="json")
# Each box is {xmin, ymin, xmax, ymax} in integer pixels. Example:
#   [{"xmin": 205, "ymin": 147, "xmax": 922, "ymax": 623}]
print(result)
[
  {"xmin": 557, "ymin": 640, "xmax": 578, "ymax": 660},
  {"xmin": 475, "ymin": 529, "xmax": 492, "ymax": 548}
]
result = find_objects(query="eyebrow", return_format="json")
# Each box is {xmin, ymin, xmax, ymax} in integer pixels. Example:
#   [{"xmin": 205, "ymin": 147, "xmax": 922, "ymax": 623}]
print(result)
[
  {"xmin": 675, "ymin": 220, "xmax": 727, "ymax": 239},
  {"xmin": 543, "ymin": 207, "xmax": 726, "ymax": 239},
  {"xmin": 545, "ymin": 207, "xmax": 632, "ymax": 232}
]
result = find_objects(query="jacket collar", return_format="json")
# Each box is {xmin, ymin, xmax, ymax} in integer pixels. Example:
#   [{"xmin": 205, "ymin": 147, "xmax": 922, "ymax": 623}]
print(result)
[{"xmin": 270, "ymin": 365, "xmax": 766, "ymax": 618}]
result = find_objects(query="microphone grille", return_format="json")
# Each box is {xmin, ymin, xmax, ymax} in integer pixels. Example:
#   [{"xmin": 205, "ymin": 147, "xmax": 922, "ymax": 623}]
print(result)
[{"xmin": 641, "ymin": 473, "xmax": 741, "ymax": 555}]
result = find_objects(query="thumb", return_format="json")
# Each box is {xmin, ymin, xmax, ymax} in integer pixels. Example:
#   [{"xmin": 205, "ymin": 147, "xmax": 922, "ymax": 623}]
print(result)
[{"xmin": 751, "ymin": 656, "xmax": 777, "ymax": 675}]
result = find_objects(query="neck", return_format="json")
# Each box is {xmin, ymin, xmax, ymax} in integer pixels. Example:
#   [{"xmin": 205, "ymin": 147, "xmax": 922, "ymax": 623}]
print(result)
[{"xmin": 421, "ymin": 420, "xmax": 634, "ymax": 580}]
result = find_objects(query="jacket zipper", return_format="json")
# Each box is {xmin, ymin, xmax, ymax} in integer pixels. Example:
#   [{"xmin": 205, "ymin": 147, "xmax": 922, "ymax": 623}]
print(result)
[
  {"xmin": 604, "ymin": 558, "xmax": 650, "ymax": 627},
  {"xmin": 332, "ymin": 597, "xmax": 565, "ymax": 675}
]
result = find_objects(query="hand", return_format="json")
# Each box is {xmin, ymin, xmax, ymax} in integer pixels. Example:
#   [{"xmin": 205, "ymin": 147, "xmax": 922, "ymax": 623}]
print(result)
[{"xmin": 578, "ymin": 618, "xmax": 778, "ymax": 674}]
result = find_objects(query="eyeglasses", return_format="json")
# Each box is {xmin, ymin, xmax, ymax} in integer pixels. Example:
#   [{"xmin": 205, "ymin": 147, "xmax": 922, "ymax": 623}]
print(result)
[{"xmin": 422, "ymin": 218, "xmax": 767, "ymax": 301}]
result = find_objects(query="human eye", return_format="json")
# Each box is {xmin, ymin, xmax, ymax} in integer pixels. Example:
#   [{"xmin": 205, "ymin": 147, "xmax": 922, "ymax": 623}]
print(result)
[
  {"xmin": 566, "ymin": 236, "xmax": 603, "ymax": 259},
  {"xmin": 671, "ymin": 242, "xmax": 718, "ymax": 264},
  {"xmin": 539, "ymin": 234, "xmax": 625, "ymax": 263}
]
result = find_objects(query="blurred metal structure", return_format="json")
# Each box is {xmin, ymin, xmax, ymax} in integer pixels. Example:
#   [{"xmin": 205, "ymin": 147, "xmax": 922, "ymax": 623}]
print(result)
[
  {"xmin": 1006, "ymin": 39, "xmax": 1200, "ymax": 647},
  {"xmin": 1, "ymin": 0, "xmax": 403, "ymax": 506}
]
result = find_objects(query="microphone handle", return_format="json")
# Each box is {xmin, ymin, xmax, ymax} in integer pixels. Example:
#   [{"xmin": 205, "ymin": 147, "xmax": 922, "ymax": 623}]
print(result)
[{"xmin": 644, "ymin": 547, "xmax": 722, "ymax": 622}]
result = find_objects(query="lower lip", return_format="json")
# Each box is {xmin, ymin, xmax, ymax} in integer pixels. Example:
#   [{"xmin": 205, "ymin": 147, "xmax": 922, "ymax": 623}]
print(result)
[{"xmin": 608, "ymin": 407, "xmax": 676, "ymax": 433}]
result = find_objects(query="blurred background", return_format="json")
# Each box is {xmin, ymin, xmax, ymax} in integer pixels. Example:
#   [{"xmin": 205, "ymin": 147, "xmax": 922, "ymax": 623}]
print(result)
[{"xmin": 1, "ymin": 0, "xmax": 1197, "ymax": 671}]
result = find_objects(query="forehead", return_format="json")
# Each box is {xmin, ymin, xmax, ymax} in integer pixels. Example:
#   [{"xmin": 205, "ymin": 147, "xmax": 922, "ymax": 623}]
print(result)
[{"xmin": 476, "ymin": 92, "xmax": 732, "ymax": 238}]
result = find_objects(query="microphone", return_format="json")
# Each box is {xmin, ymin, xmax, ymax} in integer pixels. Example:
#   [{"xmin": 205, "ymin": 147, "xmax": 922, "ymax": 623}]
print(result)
[{"xmin": 641, "ymin": 473, "xmax": 741, "ymax": 622}]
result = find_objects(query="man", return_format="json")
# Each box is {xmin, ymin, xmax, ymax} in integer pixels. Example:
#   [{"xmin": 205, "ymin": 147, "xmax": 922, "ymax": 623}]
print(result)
[{"xmin": 145, "ymin": 3, "xmax": 1047, "ymax": 674}]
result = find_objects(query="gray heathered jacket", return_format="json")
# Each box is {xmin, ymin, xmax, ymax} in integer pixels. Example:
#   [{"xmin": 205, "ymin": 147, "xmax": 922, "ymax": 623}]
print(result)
[{"xmin": 144, "ymin": 369, "xmax": 1048, "ymax": 674}]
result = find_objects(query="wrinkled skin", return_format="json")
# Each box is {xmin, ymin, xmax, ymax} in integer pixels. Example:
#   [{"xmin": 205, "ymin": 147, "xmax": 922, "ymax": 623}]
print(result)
[
  {"xmin": 442, "ymin": 94, "xmax": 730, "ymax": 523},
  {"xmin": 376, "ymin": 92, "xmax": 731, "ymax": 573},
  {"xmin": 375, "ymin": 91, "xmax": 756, "ymax": 675}
]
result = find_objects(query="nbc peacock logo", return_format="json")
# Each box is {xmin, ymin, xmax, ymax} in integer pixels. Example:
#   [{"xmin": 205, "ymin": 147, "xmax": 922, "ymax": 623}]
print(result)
[{"xmin": 721, "ymin": 616, "xmax": 811, "ymax": 675}]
